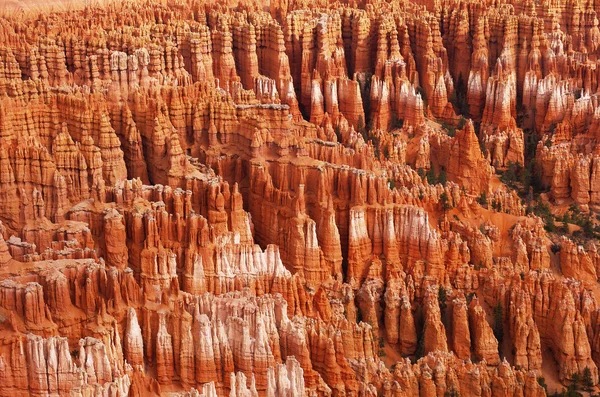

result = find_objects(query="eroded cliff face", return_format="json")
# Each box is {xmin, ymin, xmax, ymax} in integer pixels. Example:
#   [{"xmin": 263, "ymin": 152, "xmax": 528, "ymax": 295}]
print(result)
[{"xmin": 1, "ymin": 0, "xmax": 600, "ymax": 395}]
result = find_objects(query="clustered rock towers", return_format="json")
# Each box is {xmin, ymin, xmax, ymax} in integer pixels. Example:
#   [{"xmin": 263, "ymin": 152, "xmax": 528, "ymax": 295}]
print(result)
[{"xmin": 1, "ymin": 0, "xmax": 600, "ymax": 395}]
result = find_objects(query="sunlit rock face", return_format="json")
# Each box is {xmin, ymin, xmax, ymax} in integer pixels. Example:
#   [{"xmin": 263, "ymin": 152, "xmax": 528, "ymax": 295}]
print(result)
[{"xmin": 3, "ymin": 0, "xmax": 600, "ymax": 395}]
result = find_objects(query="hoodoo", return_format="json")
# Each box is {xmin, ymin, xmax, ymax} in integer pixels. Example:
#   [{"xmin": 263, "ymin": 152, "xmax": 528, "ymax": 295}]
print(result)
[{"xmin": 2, "ymin": 0, "xmax": 600, "ymax": 395}]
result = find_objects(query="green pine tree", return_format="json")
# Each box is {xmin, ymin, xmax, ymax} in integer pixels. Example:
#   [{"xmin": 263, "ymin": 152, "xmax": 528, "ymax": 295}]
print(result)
[{"xmin": 582, "ymin": 367, "xmax": 594, "ymax": 391}]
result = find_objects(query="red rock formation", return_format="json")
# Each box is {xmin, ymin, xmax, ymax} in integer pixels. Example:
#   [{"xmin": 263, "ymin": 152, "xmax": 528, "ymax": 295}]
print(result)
[
  {"xmin": 559, "ymin": 237, "xmax": 600, "ymax": 282},
  {"xmin": 468, "ymin": 297, "xmax": 500, "ymax": 365},
  {"xmin": 0, "ymin": 0, "xmax": 599, "ymax": 394},
  {"xmin": 451, "ymin": 295, "xmax": 471, "ymax": 360},
  {"xmin": 422, "ymin": 286, "xmax": 448, "ymax": 354},
  {"xmin": 445, "ymin": 120, "xmax": 493, "ymax": 194}
]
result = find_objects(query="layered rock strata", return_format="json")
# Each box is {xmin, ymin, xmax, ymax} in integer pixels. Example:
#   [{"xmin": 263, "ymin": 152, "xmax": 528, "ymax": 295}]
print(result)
[{"xmin": 1, "ymin": 0, "xmax": 600, "ymax": 395}]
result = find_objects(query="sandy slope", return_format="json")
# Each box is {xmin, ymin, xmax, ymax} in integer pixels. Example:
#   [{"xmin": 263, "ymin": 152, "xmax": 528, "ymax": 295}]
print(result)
[{"xmin": 1, "ymin": 0, "xmax": 112, "ymax": 12}]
